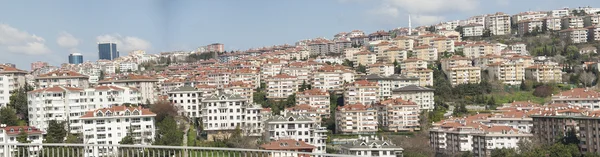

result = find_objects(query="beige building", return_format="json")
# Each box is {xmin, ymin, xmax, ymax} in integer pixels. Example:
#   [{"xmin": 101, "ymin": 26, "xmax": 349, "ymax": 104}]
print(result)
[
  {"xmin": 413, "ymin": 45, "xmax": 438, "ymax": 61},
  {"xmin": 464, "ymin": 42, "xmax": 498, "ymax": 59},
  {"xmin": 441, "ymin": 55, "xmax": 472, "ymax": 73},
  {"xmin": 296, "ymin": 89, "xmax": 330, "ymax": 117},
  {"xmin": 474, "ymin": 54, "xmax": 506, "ymax": 69},
  {"xmin": 35, "ymin": 70, "xmax": 89, "ymax": 89},
  {"xmin": 404, "ymin": 68, "xmax": 433, "ymax": 87},
  {"xmin": 266, "ymin": 74, "xmax": 299, "ymax": 99},
  {"xmin": 485, "ymin": 12, "xmax": 512, "ymax": 35},
  {"xmin": 400, "ymin": 58, "xmax": 428, "ymax": 72},
  {"xmin": 447, "ymin": 66, "xmax": 482, "ymax": 87},
  {"xmin": 431, "ymin": 37, "xmax": 455, "ymax": 53},
  {"xmin": 98, "ymin": 74, "xmax": 158, "ymax": 104},
  {"xmin": 561, "ymin": 16, "xmax": 585, "ymax": 29},
  {"xmin": 392, "ymin": 85, "xmax": 435, "ymax": 111},
  {"xmin": 375, "ymin": 98, "xmax": 420, "ymax": 132},
  {"xmin": 224, "ymin": 81, "xmax": 254, "ymax": 103},
  {"xmin": 344, "ymin": 80, "xmax": 379, "ymax": 105},
  {"xmin": 382, "ymin": 47, "xmax": 408, "ymax": 63},
  {"xmin": 487, "ymin": 61, "xmax": 526, "ymax": 85},
  {"xmin": 335, "ymin": 103, "xmax": 378, "ymax": 134},
  {"xmin": 559, "ymin": 28, "xmax": 588, "ymax": 44},
  {"xmin": 517, "ymin": 19, "xmax": 544, "ymax": 35},
  {"xmin": 353, "ymin": 51, "xmax": 376, "ymax": 67},
  {"xmin": 367, "ymin": 62, "xmax": 395, "ymax": 76},
  {"xmin": 391, "ymin": 36, "xmax": 414, "ymax": 51},
  {"xmin": 525, "ymin": 64, "xmax": 563, "ymax": 83}
]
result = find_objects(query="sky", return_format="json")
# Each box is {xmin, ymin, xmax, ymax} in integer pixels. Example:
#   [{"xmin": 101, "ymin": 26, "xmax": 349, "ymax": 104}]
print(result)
[{"xmin": 0, "ymin": 0, "xmax": 599, "ymax": 70}]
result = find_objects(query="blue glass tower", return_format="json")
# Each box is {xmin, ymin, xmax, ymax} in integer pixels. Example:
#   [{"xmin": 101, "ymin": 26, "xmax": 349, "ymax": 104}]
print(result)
[
  {"xmin": 98, "ymin": 42, "xmax": 119, "ymax": 60},
  {"xmin": 68, "ymin": 53, "xmax": 83, "ymax": 64}
]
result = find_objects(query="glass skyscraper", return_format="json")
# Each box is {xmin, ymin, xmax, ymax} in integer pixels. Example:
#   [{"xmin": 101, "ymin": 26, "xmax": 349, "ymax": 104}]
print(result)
[
  {"xmin": 98, "ymin": 42, "xmax": 119, "ymax": 60},
  {"xmin": 68, "ymin": 53, "xmax": 83, "ymax": 64}
]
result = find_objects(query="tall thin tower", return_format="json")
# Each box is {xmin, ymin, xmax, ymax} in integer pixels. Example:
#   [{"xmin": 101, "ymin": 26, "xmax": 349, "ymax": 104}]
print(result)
[{"xmin": 408, "ymin": 14, "xmax": 412, "ymax": 36}]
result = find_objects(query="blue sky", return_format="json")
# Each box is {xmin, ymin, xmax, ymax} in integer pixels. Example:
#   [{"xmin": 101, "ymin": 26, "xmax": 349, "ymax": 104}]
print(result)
[{"xmin": 0, "ymin": 0, "xmax": 599, "ymax": 69}]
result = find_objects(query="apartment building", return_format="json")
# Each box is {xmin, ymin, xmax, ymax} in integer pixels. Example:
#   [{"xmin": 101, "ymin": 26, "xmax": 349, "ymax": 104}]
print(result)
[
  {"xmin": 34, "ymin": 70, "xmax": 90, "ymax": 89},
  {"xmin": 375, "ymin": 98, "xmax": 420, "ymax": 132},
  {"xmin": 353, "ymin": 51, "xmax": 376, "ymax": 67},
  {"xmin": 403, "ymin": 68, "xmax": 433, "ymax": 87},
  {"xmin": 485, "ymin": 12, "xmax": 511, "ymax": 35},
  {"xmin": 529, "ymin": 108, "xmax": 600, "ymax": 154},
  {"xmin": 308, "ymin": 39, "xmax": 330, "ymax": 55},
  {"xmin": 201, "ymin": 93, "xmax": 264, "ymax": 140},
  {"xmin": 509, "ymin": 43, "xmax": 529, "ymax": 55},
  {"xmin": 551, "ymin": 88, "xmax": 600, "ymax": 110},
  {"xmin": 471, "ymin": 126, "xmax": 533, "ymax": 157},
  {"xmin": 430, "ymin": 122, "xmax": 483, "ymax": 154},
  {"xmin": 195, "ymin": 84, "xmax": 217, "ymax": 97},
  {"xmin": 391, "ymin": 36, "xmax": 414, "ymax": 51},
  {"xmin": 382, "ymin": 47, "xmax": 408, "ymax": 63},
  {"xmin": 98, "ymin": 74, "xmax": 159, "ymax": 104},
  {"xmin": 224, "ymin": 81, "xmax": 254, "ymax": 103},
  {"xmin": 559, "ymin": 28, "xmax": 589, "ymax": 44},
  {"xmin": 80, "ymin": 106, "xmax": 156, "ymax": 156},
  {"xmin": 431, "ymin": 37, "xmax": 455, "ymax": 53},
  {"xmin": 512, "ymin": 11, "xmax": 548, "ymax": 24},
  {"xmin": 357, "ymin": 74, "xmax": 420, "ymax": 100},
  {"xmin": 462, "ymin": 24, "xmax": 485, "ymax": 37},
  {"xmin": 525, "ymin": 64, "xmax": 563, "ymax": 83},
  {"xmin": 296, "ymin": 89, "xmax": 330, "ymax": 117},
  {"xmin": 548, "ymin": 9, "xmax": 570, "ymax": 17},
  {"xmin": 0, "ymin": 65, "xmax": 27, "ymax": 108},
  {"xmin": 266, "ymin": 74, "xmax": 299, "ymax": 99},
  {"xmin": 400, "ymin": 58, "xmax": 428, "ymax": 72},
  {"xmin": 561, "ymin": 16, "xmax": 585, "ymax": 29},
  {"xmin": 344, "ymin": 48, "xmax": 363, "ymax": 61},
  {"xmin": 230, "ymin": 68, "xmax": 261, "ymax": 89},
  {"xmin": 584, "ymin": 14, "xmax": 600, "ymax": 27},
  {"xmin": 284, "ymin": 104, "xmax": 323, "ymax": 123},
  {"xmin": 335, "ymin": 104, "xmax": 378, "ymax": 134},
  {"xmin": 344, "ymin": 80, "xmax": 379, "ymax": 105},
  {"xmin": 587, "ymin": 25, "xmax": 600, "ymax": 42},
  {"xmin": 373, "ymin": 41, "xmax": 393, "ymax": 57},
  {"xmin": 0, "ymin": 125, "xmax": 43, "ymax": 156},
  {"xmin": 517, "ymin": 19, "xmax": 544, "ymax": 35},
  {"xmin": 417, "ymin": 34, "xmax": 439, "ymax": 46},
  {"xmin": 367, "ymin": 62, "xmax": 395, "ymax": 76},
  {"xmin": 28, "ymin": 85, "xmax": 141, "ymax": 133},
  {"xmin": 312, "ymin": 65, "xmax": 354, "ymax": 91},
  {"xmin": 392, "ymin": 85, "xmax": 435, "ymax": 111},
  {"xmin": 441, "ymin": 55, "xmax": 472, "ymax": 73},
  {"xmin": 474, "ymin": 54, "xmax": 505, "ymax": 69},
  {"xmin": 544, "ymin": 16, "xmax": 563, "ymax": 31},
  {"xmin": 447, "ymin": 66, "xmax": 482, "ymax": 87},
  {"xmin": 339, "ymin": 136, "xmax": 404, "ymax": 157},
  {"xmin": 281, "ymin": 62, "xmax": 312, "ymax": 83},
  {"xmin": 463, "ymin": 43, "xmax": 497, "ymax": 59},
  {"xmin": 486, "ymin": 61, "xmax": 526, "ymax": 85},
  {"xmin": 167, "ymin": 86, "xmax": 202, "ymax": 118},
  {"xmin": 465, "ymin": 15, "xmax": 487, "ymax": 25},
  {"xmin": 413, "ymin": 45, "xmax": 438, "ymax": 61},
  {"xmin": 261, "ymin": 58, "xmax": 289, "ymax": 79},
  {"xmin": 263, "ymin": 114, "xmax": 327, "ymax": 153}
]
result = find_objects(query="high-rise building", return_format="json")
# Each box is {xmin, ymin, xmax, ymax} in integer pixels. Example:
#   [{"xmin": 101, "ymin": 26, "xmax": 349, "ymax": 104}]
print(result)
[
  {"xmin": 68, "ymin": 53, "xmax": 83, "ymax": 64},
  {"xmin": 98, "ymin": 42, "xmax": 119, "ymax": 60}
]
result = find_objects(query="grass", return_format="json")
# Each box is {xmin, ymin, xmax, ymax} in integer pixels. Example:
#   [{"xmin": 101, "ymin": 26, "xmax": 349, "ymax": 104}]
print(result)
[
  {"xmin": 187, "ymin": 126, "xmax": 198, "ymax": 146},
  {"xmin": 492, "ymin": 91, "xmax": 549, "ymax": 105}
]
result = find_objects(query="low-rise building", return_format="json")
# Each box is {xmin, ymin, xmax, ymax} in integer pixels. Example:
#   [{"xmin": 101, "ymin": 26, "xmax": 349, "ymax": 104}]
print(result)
[
  {"xmin": 486, "ymin": 61, "xmax": 526, "ymax": 85},
  {"xmin": 339, "ymin": 136, "xmax": 404, "ymax": 157},
  {"xmin": 551, "ymin": 88, "xmax": 600, "ymax": 110},
  {"xmin": 201, "ymin": 93, "xmax": 264, "ymax": 140},
  {"xmin": 357, "ymin": 74, "xmax": 420, "ymax": 100},
  {"xmin": 259, "ymin": 139, "xmax": 315, "ymax": 157},
  {"xmin": 525, "ymin": 64, "xmax": 563, "ymax": 83},
  {"xmin": 462, "ymin": 24, "xmax": 485, "ymax": 37},
  {"xmin": 335, "ymin": 104, "xmax": 378, "ymax": 134},
  {"xmin": 266, "ymin": 74, "xmax": 299, "ymax": 99},
  {"xmin": 375, "ymin": 98, "xmax": 420, "ymax": 132},
  {"xmin": 296, "ymin": 89, "xmax": 330, "ymax": 117},
  {"xmin": 0, "ymin": 125, "xmax": 43, "ymax": 156},
  {"xmin": 413, "ymin": 45, "xmax": 438, "ymax": 61},
  {"xmin": 472, "ymin": 126, "xmax": 533, "ymax": 157},
  {"xmin": 367, "ymin": 62, "xmax": 395, "ymax": 76},
  {"xmin": 447, "ymin": 66, "xmax": 482, "ymax": 87},
  {"xmin": 344, "ymin": 80, "xmax": 379, "ymax": 105},
  {"xmin": 263, "ymin": 114, "xmax": 327, "ymax": 153},
  {"xmin": 404, "ymin": 68, "xmax": 433, "ymax": 87},
  {"xmin": 559, "ymin": 28, "xmax": 589, "ymax": 44},
  {"xmin": 167, "ymin": 86, "xmax": 202, "ymax": 118},
  {"xmin": 561, "ymin": 16, "xmax": 585, "ymax": 29}
]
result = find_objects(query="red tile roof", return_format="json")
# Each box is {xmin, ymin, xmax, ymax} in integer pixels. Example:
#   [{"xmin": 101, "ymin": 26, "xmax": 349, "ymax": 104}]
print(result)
[{"xmin": 3, "ymin": 126, "xmax": 43, "ymax": 135}]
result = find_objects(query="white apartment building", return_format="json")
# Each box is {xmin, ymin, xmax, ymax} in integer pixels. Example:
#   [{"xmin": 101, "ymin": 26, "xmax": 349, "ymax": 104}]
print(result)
[
  {"xmin": 551, "ymin": 88, "xmax": 600, "ymax": 110},
  {"xmin": 28, "ymin": 85, "xmax": 142, "ymax": 133},
  {"xmin": 472, "ymin": 126, "xmax": 533, "ymax": 157},
  {"xmin": 0, "ymin": 125, "xmax": 43, "ymax": 157},
  {"xmin": 510, "ymin": 43, "xmax": 528, "ymax": 55},
  {"xmin": 201, "ymin": 93, "xmax": 264, "ymax": 140},
  {"xmin": 391, "ymin": 85, "xmax": 435, "ymax": 111},
  {"xmin": 462, "ymin": 24, "xmax": 485, "ymax": 37},
  {"xmin": 485, "ymin": 12, "xmax": 511, "ymax": 36},
  {"xmin": 367, "ymin": 63, "xmax": 394, "ymax": 77},
  {"xmin": 400, "ymin": 58, "xmax": 428, "ymax": 72},
  {"xmin": 34, "ymin": 70, "xmax": 90, "ymax": 89},
  {"xmin": 335, "ymin": 104, "xmax": 378, "ymax": 134},
  {"xmin": 339, "ymin": 136, "xmax": 404, "ymax": 157},
  {"xmin": 512, "ymin": 11, "xmax": 548, "ymax": 24},
  {"xmin": 559, "ymin": 28, "xmax": 588, "ymax": 44},
  {"xmin": 312, "ymin": 65, "xmax": 355, "ymax": 91},
  {"xmin": 261, "ymin": 59, "xmax": 289, "ymax": 79},
  {"xmin": 266, "ymin": 74, "xmax": 299, "ymax": 99},
  {"xmin": 264, "ymin": 114, "xmax": 328, "ymax": 154},
  {"xmin": 296, "ymin": 89, "xmax": 330, "ymax": 117},
  {"xmin": 168, "ymin": 86, "xmax": 202, "ymax": 118},
  {"xmin": 391, "ymin": 36, "xmax": 414, "ymax": 51},
  {"xmin": 375, "ymin": 98, "xmax": 420, "ymax": 132},
  {"xmin": 224, "ymin": 81, "xmax": 254, "ymax": 104},
  {"xmin": 463, "ymin": 43, "xmax": 498, "ymax": 59},
  {"xmin": 517, "ymin": 19, "xmax": 544, "ymax": 35},
  {"xmin": 584, "ymin": 14, "xmax": 600, "ymax": 27},
  {"xmin": 281, "ymin": 63, "xmax": 312, "ymax": 83},
  {"xmin": 119, "ymin": 62, "xmax": 139, "ymax": 72},
  {"xmin": 548, "ymin": 9, "xmax": 570, "ymax": 17},
  {"xmin": 441, "ymin": 55, "xmax": 472, "ymax": 73},
  {"xmin": 0, "ymin": 65, "xmax": 27, "ymax": 108},
  {"xmin": 98, "ymin": 74, "xmax": 159, "ymax": 104},
  {"xmin": 465, "ymin": 15, "xmax": 487, "ymax": 26},
  {"xmin": 344, "ymin": 80, "xmax": 379, "ymax": 105},
  {"xmin": 561, "ymin": 16, "xmax": 585, "ymax": 29},
  {"xmin": 358, "ymin": 74, "xmax": 420, "ymax": 100},
  {"xmin": 587, "ymin": 25, "xmax": 600, "ymax": 42},
  {"xmin": 544, "ymin": 17, "xmax": 563, "ymax": 31},
  {"xmin": 230, "ymin": 68, "xmax": 261, "ymax": 89},
  {"xmin": 80, "ymin": 106, "xmax": 156, "ymax": 157},
  {"xmin": 525, "ymin": 64, "xmax": 563, "ymax": 83}
]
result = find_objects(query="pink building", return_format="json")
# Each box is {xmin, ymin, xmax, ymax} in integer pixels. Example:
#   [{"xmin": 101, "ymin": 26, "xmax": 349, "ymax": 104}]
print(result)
[{"xmin": 30, "ymin": 61, "xmax": 48, "ymax": 71}]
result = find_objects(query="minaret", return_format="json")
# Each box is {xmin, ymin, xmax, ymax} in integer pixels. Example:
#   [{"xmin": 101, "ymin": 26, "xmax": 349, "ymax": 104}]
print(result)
[{"xmin": 408, "ymin": 14, "xmax": 412, "ymax": 36}]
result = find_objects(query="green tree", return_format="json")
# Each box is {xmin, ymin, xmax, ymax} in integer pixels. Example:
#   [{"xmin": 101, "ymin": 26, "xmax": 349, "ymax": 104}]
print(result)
[
  {"xmin": 459, "ymin": 151, "xmax": 473, "ymax": 157},
  {"xmin": 154, "ymin": 117, "xmax": 183, "ymax": 146},
  {"xmin": 65, "ymin": 133, "xmax": 82, "ymax": 143},
  {"xmin": 9, "ymin": 85, "xmax": 32, "ymax": 121},
  {"xmin": 520, "ymin": 79, "xmax": 530, "ymax": 91},
  {"xmin": 119, "ymin": 129, "xmax": 135, "ymax": 144},
  {"xmin": 483, "ymin": 29, "xmax": 492, "ymax": 37},
  {"xmin": 300, "ymin": 81, "xmax": 308, "ymax": 92},
  {"xmin": 285, "ymin": 94, "xmax": 296, "ymax": 107},
  {"xmin": 491, "ymin": 148, "xmax": 517, "ymax": 157},
  {"xmin": 150, "ymin": 100, "xmax": 178, "ymax": 122},
  {"xmin": 0, "ymin": 107, "xmax": 19, "ymax": 126},
  {"xmin": 44, "ymin": 120, "xmax": 67, "ymax": 143},
  {"xmin": 16, "ymin": 131, "xmax": 30, "ymax": 143},
  {"xmin": 357, "ymin": 64, "xmax": 367, "ymax": 73},
  {"xmin": 487, "ymin": 96, "xmax": 497, "ymax": 110},
  {"xmin": 99, "ymin": 70, "xmax": 105, "ymax": 81}
]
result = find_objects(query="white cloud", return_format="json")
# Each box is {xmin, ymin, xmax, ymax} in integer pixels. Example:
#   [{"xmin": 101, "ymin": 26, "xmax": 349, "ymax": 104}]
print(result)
[
  {"xmin": 0, "ymin": 24, "xmax": 50, "ymax": 55},
  {"xmin": 96, "ymin": 34, "xmax": 151, "ymax": 53},
  {"xmin": 56, "ymin": 32, "xmax": 80, "ymax": 48},
  {"xmin": 369, "ymin": 0, "xmax": 481, "ymax": 25}
]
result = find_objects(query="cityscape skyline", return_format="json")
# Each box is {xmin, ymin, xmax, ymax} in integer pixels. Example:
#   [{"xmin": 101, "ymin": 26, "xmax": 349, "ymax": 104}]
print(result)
[{"xmin": 0, "ymin": 0, "xmax": 599, "ymax": 68}]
